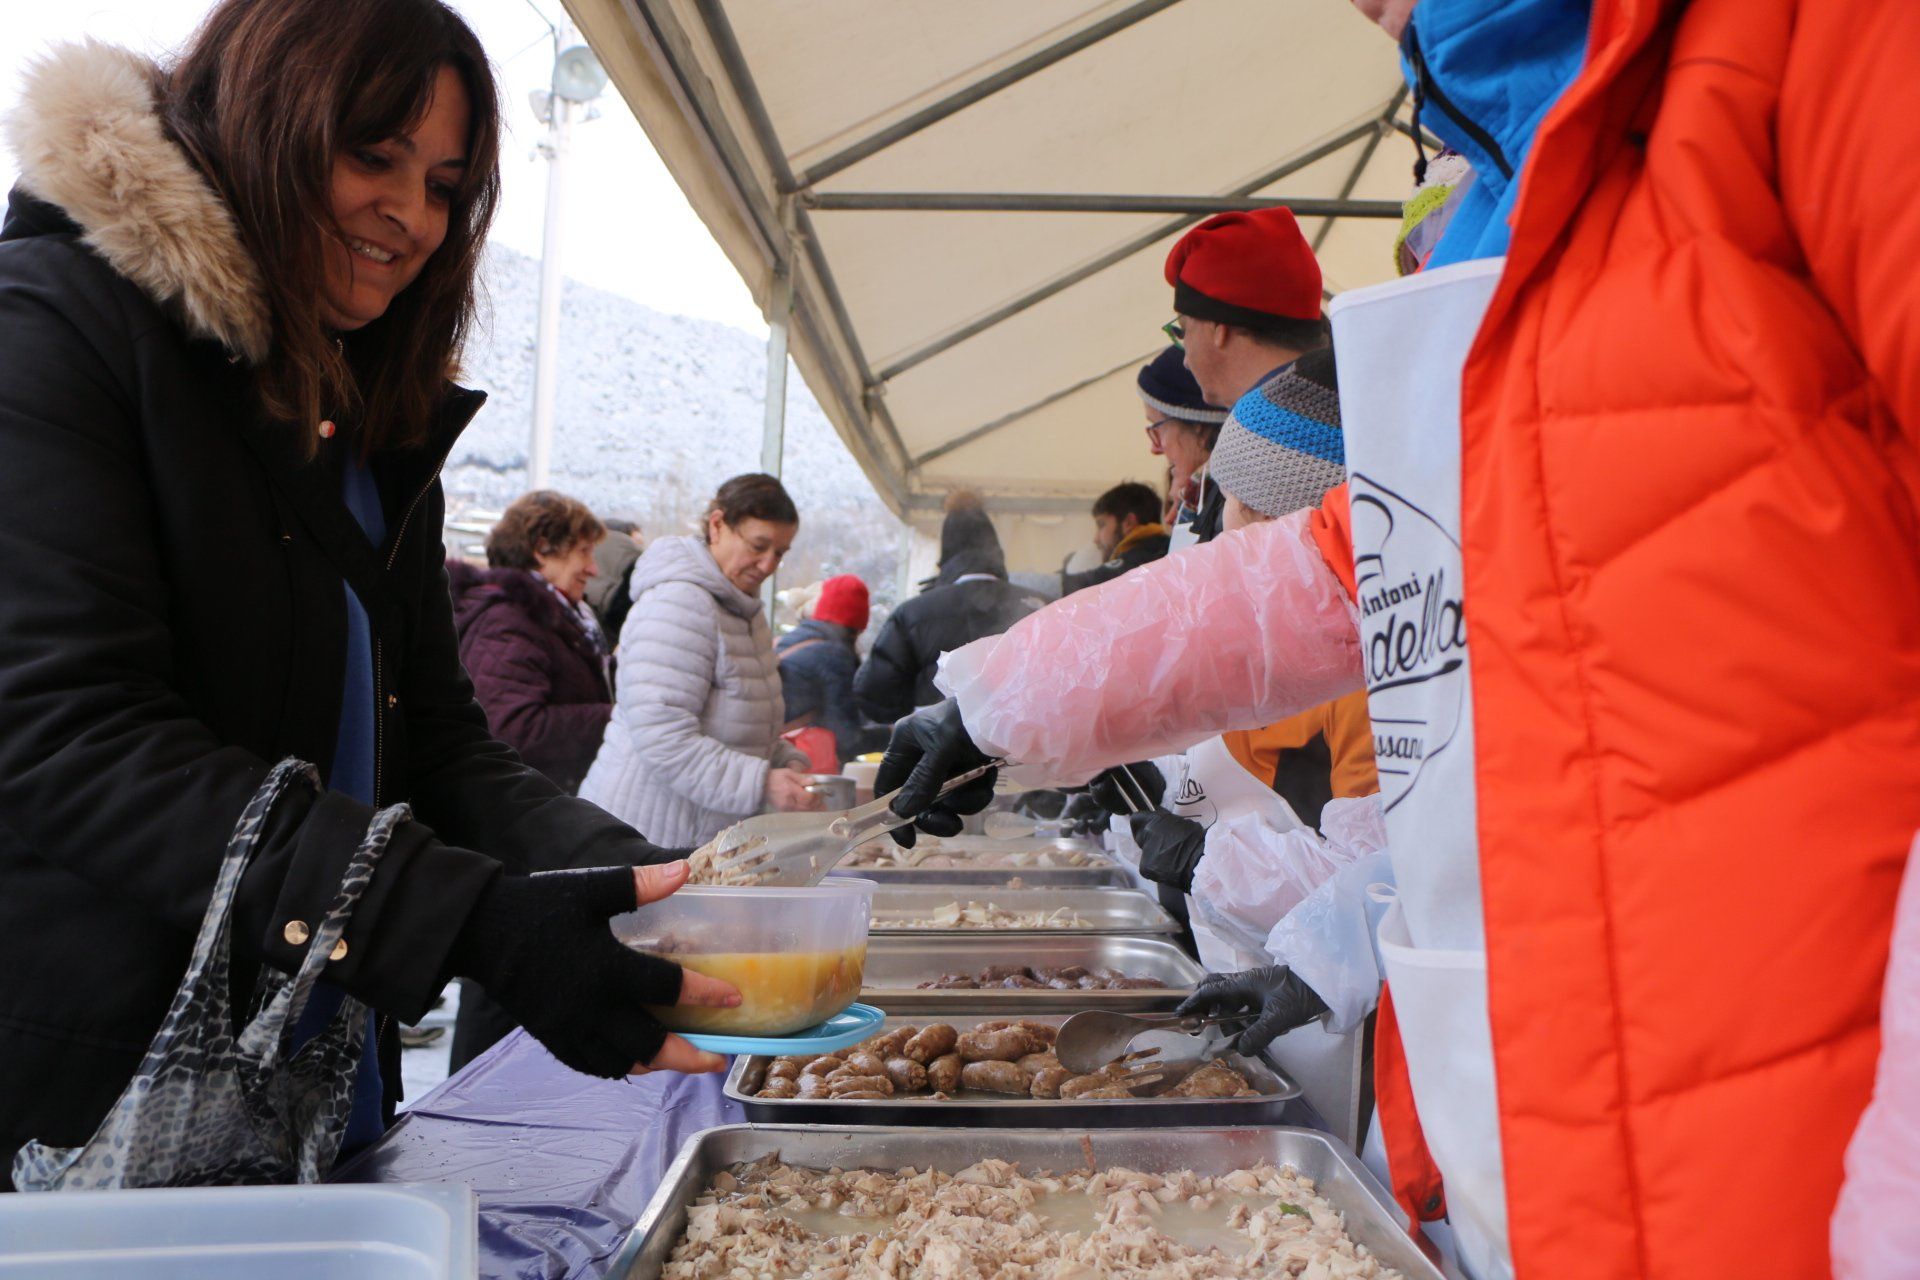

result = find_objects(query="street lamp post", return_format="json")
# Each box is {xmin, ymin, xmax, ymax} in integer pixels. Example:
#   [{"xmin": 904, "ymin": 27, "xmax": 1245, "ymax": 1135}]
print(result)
[{"xmin": 527, "ymin": 36, "xmax": 608, "ymax": 490}]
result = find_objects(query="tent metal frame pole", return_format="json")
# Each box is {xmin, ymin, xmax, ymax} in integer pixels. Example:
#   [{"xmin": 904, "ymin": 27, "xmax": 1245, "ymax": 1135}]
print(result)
[
  {"xmin": 689, "ymin": 0, "xmax": 916, "ymax": 484},
  {"xmin": 867, "ymin": 112, "xmax": 1388, "ymax": 386},
  {"xmin": 625, "ymin": 0, "xmax": 786, "ymax": 273},
  {"xmin": 894, "ymin": 521, "xmax": 916, "ymax": 607},
  {"xmin": 1311, "ymin": 84, "xmax": 1406, "ymax": 253},
  {"xmin": 913, "ymin": 349, "xmax": 1156, "ymax": 470},
  {"xmin": 806, "ymin": 192, "xmax": 1403, "ymax": 216},
  {"xmin": 904, "ymin": 492, "xmax": 1096, "ymax": 515},
  {"xmin": 787, "ymin": 0, "xmax": 1188, "ymax": 191},
  {"xmin": 760, "ymin": 259, "xmax": 793, "ymax": 475},
  {"xmin": 759, "ymin": 259, "xmax": 792, "ymax": 620}
]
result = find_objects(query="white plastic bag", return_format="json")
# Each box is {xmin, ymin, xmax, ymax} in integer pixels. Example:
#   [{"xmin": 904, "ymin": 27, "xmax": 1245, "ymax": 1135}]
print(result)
[
  {"xmin": 937, "ymin": 512, "xmax": 1362, "ymax": 786},
  {"xmin": 1190, "ymin": 805, "xmax": 1361, "ymax": 942},
  {"xmin": 1832, "ymin": 832, "xmax": 1920, "ymax": 1277},
  {"xmin": 1262, "ymin": 796, "xmax": 1393, "ymax": 1033}
]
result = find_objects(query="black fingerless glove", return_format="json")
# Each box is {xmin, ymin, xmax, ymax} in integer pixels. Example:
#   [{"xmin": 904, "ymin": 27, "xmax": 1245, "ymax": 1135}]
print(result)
[
  {"xmin": 1176, "ymin": 965, "xmax": 1329, "ymax": 1058},
  {"xmin": 447, "ymin": 867, "xmax": 684, "ymax": 1078}
]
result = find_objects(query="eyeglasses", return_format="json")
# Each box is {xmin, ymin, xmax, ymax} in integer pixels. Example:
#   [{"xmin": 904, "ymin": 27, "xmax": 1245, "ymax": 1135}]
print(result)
[
  {"xmin": 1144, "ymin": 418, "xmax": 1171, "ymax": 442},
  {"xmin": 1161, "ymin": 318, "xmax": 1185, "ymax": 348}
]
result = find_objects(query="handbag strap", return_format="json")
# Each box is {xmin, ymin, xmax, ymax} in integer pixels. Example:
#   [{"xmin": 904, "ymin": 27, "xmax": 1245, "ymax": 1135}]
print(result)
[
  {"xmin": 238, "ymin": 796, "xmax": 413, "ymax": 1070},
  {"xmin": 169, "ymin": 761, "xmax": 320, "ymax": 1051}
]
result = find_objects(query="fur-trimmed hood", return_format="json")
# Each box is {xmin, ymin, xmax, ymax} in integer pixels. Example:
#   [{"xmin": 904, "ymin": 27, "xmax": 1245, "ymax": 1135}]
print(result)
[
  {"xmin": 2, "ymin": 40, "xmax": 269, "ymax": 362},
  {"xmin": 445, "ymin": 559, "xmax": 585, "ymax": 643}
]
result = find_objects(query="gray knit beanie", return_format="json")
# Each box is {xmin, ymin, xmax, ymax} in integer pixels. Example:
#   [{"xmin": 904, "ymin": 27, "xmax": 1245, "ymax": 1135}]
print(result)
[{"xmin": 1209, "ymin": 346, "xmax": 1344, "ymax": 518}]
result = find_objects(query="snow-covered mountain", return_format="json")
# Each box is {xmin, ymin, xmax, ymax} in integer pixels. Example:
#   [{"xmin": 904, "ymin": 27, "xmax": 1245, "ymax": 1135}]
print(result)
[{"xmin": 445, "ymin": 244, "xmax": 906, "ymax": 605}]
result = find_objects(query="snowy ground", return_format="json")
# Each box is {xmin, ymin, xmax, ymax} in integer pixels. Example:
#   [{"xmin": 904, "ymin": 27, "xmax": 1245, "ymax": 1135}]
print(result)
[{"xmin": 398, "ymin": 983, "xmax": 463, "ymax": 1105}]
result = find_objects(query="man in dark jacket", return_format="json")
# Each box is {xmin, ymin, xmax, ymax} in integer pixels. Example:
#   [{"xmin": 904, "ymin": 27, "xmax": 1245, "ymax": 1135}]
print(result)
[
  {"xmin": 584, "ymin": 519, "xmax": 643, "ymax": 642},
  {"xmin": 1062, "ymin": 481, "xmax": 1169, "ymax": 595},
  {"xmin": 776, "ymin": 574, "xmax": 884, "ymax": 768},
  {"xmin": 855, "ymin": 500, "xmax": 1047, "ymax": 723}
]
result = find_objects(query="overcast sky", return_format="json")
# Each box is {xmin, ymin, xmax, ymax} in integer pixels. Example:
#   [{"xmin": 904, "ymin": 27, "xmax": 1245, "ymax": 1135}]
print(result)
[{"xmin": 0, "ymin": 0, "xmax": 768, "ymax": 335}]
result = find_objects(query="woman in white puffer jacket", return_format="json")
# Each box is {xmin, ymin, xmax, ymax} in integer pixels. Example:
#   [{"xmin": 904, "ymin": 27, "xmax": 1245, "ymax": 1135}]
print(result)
[{"xmin": 581, "ymin": 475, "xmax": 820, "ymax": 847}]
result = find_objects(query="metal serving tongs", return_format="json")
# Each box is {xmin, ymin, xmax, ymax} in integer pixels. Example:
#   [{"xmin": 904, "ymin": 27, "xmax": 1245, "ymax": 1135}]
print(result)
[
  {"xmin": 701, "ymin": 761, "xmax": 1002, "ymax": 887},
  {"xmin": 1053, "ymin": 1009, "xmax": 1248, "ymax": 1091}
]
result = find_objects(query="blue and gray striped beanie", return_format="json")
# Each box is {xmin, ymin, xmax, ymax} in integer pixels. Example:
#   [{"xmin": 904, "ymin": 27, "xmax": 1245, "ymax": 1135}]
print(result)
[{"xmin": 1209, "ymin": 346, "xmax": 1344, "ymax": 518}]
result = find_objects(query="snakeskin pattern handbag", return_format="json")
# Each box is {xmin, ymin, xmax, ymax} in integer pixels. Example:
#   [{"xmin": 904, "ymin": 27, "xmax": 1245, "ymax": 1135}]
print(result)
[{"xmin": 12, "ymin": 758, "xmax": 410, "ymax": 1190}]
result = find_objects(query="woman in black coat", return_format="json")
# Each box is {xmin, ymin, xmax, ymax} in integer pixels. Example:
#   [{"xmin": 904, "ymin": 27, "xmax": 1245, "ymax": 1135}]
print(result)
[{"xmin": 0, "ymin": 0, "xmax": 733, "ymax": 1171}]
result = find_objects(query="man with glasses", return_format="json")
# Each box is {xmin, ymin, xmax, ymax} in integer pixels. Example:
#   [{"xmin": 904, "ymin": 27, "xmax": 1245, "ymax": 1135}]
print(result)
[{"xmin": 1159, "ymin": 207, "xmax": 1329, "ymax": 548}]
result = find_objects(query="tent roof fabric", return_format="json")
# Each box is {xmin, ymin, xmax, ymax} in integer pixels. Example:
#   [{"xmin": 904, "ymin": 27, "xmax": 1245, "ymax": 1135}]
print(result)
[{"xmin": 564, "ymin": 0, "xmax": 1417, "ymax": 518}]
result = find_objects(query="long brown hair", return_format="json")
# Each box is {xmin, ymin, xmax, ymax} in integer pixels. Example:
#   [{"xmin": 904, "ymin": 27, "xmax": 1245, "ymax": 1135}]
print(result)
[{"xmin": 161, "ymin": 0, "xmax": 502, "ymax": 454}]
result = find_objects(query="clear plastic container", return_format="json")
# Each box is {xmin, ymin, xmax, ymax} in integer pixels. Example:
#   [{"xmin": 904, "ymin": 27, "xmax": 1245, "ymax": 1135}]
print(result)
[
  {"xmin": 0, "ymin": 1183, "xmax": 474, "ymax": 1278},
  {"xmin": 611, "ymin": 879, "xmax": 875, "ymax": 1036}
]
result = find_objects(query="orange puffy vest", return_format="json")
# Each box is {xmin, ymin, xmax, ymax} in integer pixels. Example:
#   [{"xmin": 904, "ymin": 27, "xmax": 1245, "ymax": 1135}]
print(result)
[{"xmin": 1321, "ymin": 0, "xmax": 1920, "ymax": 1274}]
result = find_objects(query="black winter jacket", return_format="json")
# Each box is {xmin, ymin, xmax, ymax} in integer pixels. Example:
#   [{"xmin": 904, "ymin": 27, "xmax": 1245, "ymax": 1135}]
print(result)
[
  {"xmin": 776, "ymin": 619, "xmax": 883, "ymax": 765},
  {"xmin": 0, "ymin": 49, "xmax": 659, "ymax": 1161},
  {"xmin": 1061, "ymin": 527, "xmax": 1172, "ymax": 596},
  {"xmin": 854, "ymin": 572, "xmax": 1047, "ymax": 724}
]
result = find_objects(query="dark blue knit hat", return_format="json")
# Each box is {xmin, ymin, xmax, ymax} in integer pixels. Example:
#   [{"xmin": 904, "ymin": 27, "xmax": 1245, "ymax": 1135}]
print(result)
[{"xmin": 1135, "ymin": 345, "xmax": 1227, "ymax": 425}]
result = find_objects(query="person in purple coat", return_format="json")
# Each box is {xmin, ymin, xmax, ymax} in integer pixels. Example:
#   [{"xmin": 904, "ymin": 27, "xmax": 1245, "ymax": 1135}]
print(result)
[
  {"xmin": 446, "ymin": 491, "xmax": 613, "ymax": 794},
  {"xmin": 445, "ymin": 490, "xmax": 617, "ymax": 1069}
]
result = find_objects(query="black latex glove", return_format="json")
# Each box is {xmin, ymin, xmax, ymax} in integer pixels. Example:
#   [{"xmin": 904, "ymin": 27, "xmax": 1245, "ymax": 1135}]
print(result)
[
  {"xmin": 1176, "ymin": 965, "xmax": 1329, "ymax": 1057},
  {"xmin": 1089, "ymin": 761, "xmax": 1165, "ymax": 816},
  {"xmin": 1130, "ymin": 811, "xmax": 1208, "ymax": 893},
  {"xmin": 1013, "ymin": 789, "xmax": 1068, "ymax": 822},
  {"xmin": 1058, "ymin": 791, "xmax": 1109, "ymax": 837},
  {"xmin": 873, "ymin": 698, "xmax": 996, "ymax": 847},
  {"xmin": 447, "ymin": 867, "xmax": 684, "ymax": 1078}
]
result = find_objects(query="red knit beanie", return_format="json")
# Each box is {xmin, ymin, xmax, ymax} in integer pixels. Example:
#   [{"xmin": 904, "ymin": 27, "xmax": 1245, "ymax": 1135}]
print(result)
[
  {"xmin": 1164, "ymin": 207, "xmax": 1322, "ymax": 325},
  {"xmin": 812, "ymin": 574, "xmax": 870, "ymax": 631}
]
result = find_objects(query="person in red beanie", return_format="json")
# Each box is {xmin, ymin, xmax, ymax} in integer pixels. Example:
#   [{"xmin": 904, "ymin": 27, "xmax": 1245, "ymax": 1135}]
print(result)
[
  {"xmin": 776, "ymin": 575, "xmax": 884, "ymax": 768},
  {"xmin": 1161, "ymin": 207, "xmax": 1330, "ymax": 548}
]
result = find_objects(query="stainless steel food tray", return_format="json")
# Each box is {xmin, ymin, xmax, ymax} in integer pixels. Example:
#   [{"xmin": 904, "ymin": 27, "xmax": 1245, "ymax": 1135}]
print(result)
[
  {"xmin": 835, "ymin": 863, "xmax": 1129, "ymax": 888},
  {"xmin": 612, "ymin": 1125, "xmax": 1441, "ymax": 1280},
  {"xmin": 862, "ymin": 934, "xmax": 1203, "ymax": 1012},
  {"xmin": 869, "ymin": 886, "xmax": 1179, "ymax": 935},
  {"xmin": 852, "ymin": 836, "xmax": 1105, "ymax": 855},
  {"xmin": 724, "ymin": 1012, "xmax": 1297, "ymax": 1128}
]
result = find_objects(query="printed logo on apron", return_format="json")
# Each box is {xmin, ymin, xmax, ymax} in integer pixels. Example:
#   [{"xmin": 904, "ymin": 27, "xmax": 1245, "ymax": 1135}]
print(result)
[
  {"xmin": 1350, "ymin": 476, "xmax": 1469, "ymax": 814},
  {"xmin": 1167, "ymin": 768, "xmax": 1218, "ymax": 827}
]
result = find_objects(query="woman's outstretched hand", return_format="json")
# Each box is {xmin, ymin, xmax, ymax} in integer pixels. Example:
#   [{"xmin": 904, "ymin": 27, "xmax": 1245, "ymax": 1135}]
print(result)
[{"xmin": 447, "ymin": 860, "xmax": 741, "ymax": 1078}]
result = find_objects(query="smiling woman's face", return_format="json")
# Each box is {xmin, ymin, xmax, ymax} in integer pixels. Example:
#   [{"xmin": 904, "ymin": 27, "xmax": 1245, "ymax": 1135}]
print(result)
[{"xmin": 322, "ymin": 64, "xmax": 470, "ymax": 331}]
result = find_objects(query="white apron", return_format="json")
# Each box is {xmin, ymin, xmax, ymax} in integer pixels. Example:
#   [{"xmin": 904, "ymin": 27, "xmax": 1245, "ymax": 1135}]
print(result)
[
  {"xmin": 1165, "ymin": 736, "xmax": 1299, "ymax": 972},
  {"xmin": 1328, "ymin": 256, "xmax": 1511, "ymax": 1280}
]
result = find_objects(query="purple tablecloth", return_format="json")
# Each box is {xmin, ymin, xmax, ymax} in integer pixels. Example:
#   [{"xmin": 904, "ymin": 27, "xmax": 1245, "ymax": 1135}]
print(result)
[{"xmin": 331, "ymin": 1031, "xmax": 744, "ymax": 1280}]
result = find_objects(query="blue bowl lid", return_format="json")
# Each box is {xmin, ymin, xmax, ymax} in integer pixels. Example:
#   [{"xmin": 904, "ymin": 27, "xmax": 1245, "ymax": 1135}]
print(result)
[{"xmin": 679, "ymin": 1003, "xmax": 885, "ymax": 1056}]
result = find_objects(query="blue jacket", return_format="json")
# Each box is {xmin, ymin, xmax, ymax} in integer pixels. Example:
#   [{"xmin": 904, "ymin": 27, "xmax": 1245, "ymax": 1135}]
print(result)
[
  {"xmin": 1401, "ymin": 0, "xmax": 1591, "ymax": 269},
  {"xmin": 776, "ymin": 619, "xmax": 881, "ymax": 766}
]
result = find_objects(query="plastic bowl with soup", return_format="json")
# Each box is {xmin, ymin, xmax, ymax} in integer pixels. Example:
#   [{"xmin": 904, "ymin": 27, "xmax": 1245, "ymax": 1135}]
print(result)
[{"xmin": 611, "ymin": 879, "xmax": 874, "ymax": 1036}]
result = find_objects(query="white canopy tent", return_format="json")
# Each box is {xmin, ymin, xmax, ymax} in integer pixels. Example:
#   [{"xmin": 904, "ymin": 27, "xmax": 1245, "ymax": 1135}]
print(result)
[{"xmin": 562, "ymin": 0, "xmax": 1422, "ymax": 572}]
